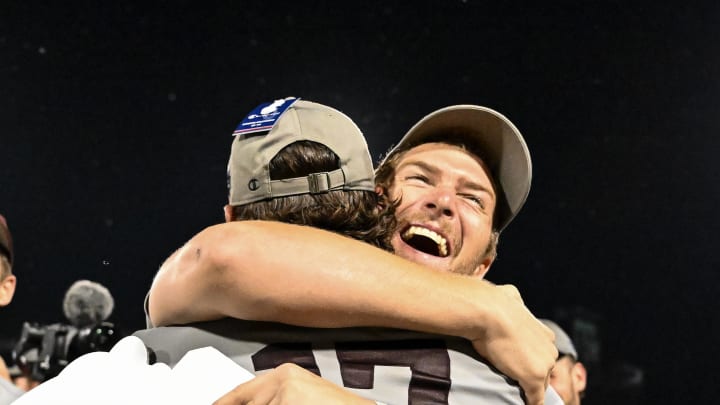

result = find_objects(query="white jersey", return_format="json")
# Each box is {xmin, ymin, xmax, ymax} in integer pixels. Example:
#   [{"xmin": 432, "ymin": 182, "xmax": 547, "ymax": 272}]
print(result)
[
  {"xmin": 12, "ymin": 336, "xmax": 256, "ymax": 405},
  {"xmin": 134, "ymin": 319, "xmax": 562, "ymax": 405}
]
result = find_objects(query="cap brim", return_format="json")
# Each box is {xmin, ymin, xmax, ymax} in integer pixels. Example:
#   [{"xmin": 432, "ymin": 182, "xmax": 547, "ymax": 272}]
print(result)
[{"xmin": 384, "ymin": 105, "xmax": 531, "ymax": 232}]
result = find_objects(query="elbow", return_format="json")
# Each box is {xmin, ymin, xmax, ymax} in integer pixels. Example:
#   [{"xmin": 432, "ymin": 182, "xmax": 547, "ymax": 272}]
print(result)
[{"xmin": 149, "ymin": 222, "xmax": 262, "ymax": 325}]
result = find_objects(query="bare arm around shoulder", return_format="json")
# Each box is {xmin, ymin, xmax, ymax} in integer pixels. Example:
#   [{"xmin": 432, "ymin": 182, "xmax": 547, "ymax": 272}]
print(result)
[
  {"xmin": 149, "ymin": 220, "xmax": 557, "ymax": 405},
  {"xmin": 152, "ymin": 220, "xmax": 494, "ymax": 335}
]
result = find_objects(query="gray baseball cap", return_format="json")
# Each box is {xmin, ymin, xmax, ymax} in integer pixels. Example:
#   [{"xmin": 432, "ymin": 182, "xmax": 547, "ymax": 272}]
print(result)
[
  {"xmin": 228, "ymin": 98, "xmax": 375, "ymax": 206},
  {"xmin": 0, "ymin": 214, "xmax": 13, "ymax": 265},
  {"xmin": 382, "ymin": 105, "xmax": 531, "ymax": 232},
  {"xmin": 541, "ymin": 319, "xmax": 578, "ymax": 360}
]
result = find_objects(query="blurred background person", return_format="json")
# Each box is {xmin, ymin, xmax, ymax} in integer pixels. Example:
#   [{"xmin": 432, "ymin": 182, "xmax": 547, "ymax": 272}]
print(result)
[
  {"xmin": 542, "ymin": 319, "xmax": 588, "ymax": 405},
  {"xmin": 0, "ymin": 215, "xmax": 16, "ymax": 309},
  {"xmin": 0, "ymin": 214, "xmax": 24, "ymax": 404}
]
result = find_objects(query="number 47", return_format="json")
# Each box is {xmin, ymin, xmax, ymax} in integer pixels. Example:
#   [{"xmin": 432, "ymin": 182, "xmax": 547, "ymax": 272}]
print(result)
[{"xmin": 252, "ymin": 339, "xmax": 452, "ymax": 404}]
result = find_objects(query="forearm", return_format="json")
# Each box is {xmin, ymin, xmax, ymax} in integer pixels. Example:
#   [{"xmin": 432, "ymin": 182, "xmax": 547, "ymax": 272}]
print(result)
[
  {"xmin": 149, "ymin": 220, "xmax": 492, "ymax": 339},
  {"xmin": 149, "ymin": 220, "xmax": 558, "ymax": 404}
]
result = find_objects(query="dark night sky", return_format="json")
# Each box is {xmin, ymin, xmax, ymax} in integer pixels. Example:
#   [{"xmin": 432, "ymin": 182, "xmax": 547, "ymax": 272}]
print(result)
[{"xmin": 1, "ymin": 1, "xmax": 719, "ymax": 403}]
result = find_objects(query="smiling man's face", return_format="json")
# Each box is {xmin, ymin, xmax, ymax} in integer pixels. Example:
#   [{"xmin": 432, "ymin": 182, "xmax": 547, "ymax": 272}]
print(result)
[{"xmin": 387, "ymin": 142, "xmax": 497, "ymax": 277}]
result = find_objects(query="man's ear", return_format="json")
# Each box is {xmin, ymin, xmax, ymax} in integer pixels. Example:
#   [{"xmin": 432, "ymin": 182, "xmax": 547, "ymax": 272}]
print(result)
[
  {"xmin": 572, "ymin": 361, "xmax": 588, "ymax": 394},
  {"xmin": 374, "ymin": 186, "xmax": 386, "ymax": 210},
  {"xmin": 223, "ymin": 204, "xmax": 233, "ymax": 223},
  {"xmin": 471, "ymin": 256, "xmax": 494, "ymax": 279},
  {"xmin": 0, "ymin": 274, "xmax": 16, "ymax": 306}
]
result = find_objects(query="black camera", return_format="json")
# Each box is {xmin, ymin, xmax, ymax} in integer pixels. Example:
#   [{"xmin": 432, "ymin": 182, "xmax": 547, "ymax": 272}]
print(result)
[{"xmin": 12, "ymin": 321, "xmax": 121, "ymax": 382}]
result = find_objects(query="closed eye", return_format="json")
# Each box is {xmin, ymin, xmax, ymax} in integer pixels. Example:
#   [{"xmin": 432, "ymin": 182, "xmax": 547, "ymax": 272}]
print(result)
[
  {"xmin": 461, "ymin": 194, "xmax": 485, "ymax": 209},
  {"xmin": 405, "ymin": 174, "xmax": 430, "ymax": 184}
]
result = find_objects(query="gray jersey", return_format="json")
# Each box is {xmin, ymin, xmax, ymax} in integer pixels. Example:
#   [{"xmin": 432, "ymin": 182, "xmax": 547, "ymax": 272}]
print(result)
[{"xmin": 134, "ymin": 319, "xmax": 562, "ymax": 405}]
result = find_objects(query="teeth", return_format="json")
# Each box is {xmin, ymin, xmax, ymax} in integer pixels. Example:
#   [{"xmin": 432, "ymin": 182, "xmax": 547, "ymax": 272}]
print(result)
[{"xmin": 402, "ymin": 226, "xmax": 448, "ymax": 257}]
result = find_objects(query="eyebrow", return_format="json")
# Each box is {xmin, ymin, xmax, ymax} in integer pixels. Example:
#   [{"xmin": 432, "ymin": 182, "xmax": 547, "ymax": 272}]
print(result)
[{"xmin": 400, "ymin": 161, "xmax": 495, "ymax": 197}]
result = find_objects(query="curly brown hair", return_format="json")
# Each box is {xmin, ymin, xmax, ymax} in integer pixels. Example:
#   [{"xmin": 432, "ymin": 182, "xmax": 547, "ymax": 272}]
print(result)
[{"xmin": 229, "ymin": 141, "xmax": 396, "ymax": 251}]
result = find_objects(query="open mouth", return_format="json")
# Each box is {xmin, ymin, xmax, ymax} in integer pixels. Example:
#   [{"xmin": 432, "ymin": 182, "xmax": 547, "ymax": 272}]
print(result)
[{"xmin": 401, "ymin": 225, "xmax": 449, "ymax": 257}]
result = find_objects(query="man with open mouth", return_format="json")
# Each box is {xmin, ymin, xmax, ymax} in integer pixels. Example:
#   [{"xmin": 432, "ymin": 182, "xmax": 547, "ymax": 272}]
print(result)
[{"xmin": 143, "ymin": 104, "xmax": 559, "ymax": 405}]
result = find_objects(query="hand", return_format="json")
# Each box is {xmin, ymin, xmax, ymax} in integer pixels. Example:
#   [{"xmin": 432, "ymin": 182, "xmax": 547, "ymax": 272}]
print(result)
[
  {"xmin": 471, "ymin": 284, "xmax": 557, "ymax": 405},
  {"xmin": 12, "ymin": 375, "xmax": 41, "ymax": 391},
  {"xmin": 213, "ymin": 363, "xmax": 376, "ymax": 405}
]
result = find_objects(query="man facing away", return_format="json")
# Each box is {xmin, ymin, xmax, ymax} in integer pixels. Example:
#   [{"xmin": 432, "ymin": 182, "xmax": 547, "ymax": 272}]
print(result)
[{"xmin": 140, "ymin": 100, "xmax": 559, "ymax": 404}]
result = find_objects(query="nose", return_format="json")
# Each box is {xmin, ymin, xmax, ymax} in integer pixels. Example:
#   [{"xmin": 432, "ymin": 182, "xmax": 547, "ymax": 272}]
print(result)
[{"xmin": 423, "ymin": 187, "xmax": 456, "ymax": 218}]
